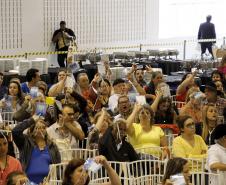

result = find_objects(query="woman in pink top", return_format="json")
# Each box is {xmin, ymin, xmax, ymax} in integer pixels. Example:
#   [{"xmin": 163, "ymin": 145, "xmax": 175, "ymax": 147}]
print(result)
[{"xmin": 0, "ymin": 132, "xmax": 22, "ymax": 185}]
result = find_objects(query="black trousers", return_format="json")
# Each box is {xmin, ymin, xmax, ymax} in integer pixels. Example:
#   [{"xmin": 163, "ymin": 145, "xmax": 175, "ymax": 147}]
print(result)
[
  {"xmin": 200, "ymin": 42, "xmax": 213, "ymax": 56},
  {"xmin": 57, "ymin": 46, "xmax": 68, "ymax": 67}
]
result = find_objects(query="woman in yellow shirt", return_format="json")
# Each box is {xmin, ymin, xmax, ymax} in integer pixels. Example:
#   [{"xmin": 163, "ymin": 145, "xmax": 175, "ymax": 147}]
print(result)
[
  {"xmin": 126, "ymin": 103, "xmax": 168, "ymax": 159},
  {"xmin": 172, "ymin": 115, "xmax": 207, "ymax": 171}
]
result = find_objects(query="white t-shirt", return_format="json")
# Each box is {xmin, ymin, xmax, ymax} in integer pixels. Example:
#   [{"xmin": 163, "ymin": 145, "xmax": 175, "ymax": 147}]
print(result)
[{"xmin": 207, "ymin": 143, "xmax": 226, "ymax": 185}]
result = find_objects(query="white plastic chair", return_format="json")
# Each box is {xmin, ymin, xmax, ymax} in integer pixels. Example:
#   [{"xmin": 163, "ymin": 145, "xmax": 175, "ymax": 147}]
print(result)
[
  {"xmin": 135, "ymin": 146, "xmax": 171, "ymax": 160},
  {"xmin": 59, "ymin": 149, "xmax": 98, "ymax": 162},
  {"xmin": 47, "ymin": 162, "xmax": 68, "ymax": 185},
  {"xmin": 126, "ymin": 159, "xmax": 167, "ymax": 181},
  {"xmin": 47, "ymin": 161, "xmax": 128, "ymax": 185},
  {"xmin": 190, "ymin": 171, "xmax": 221, "ymax": 185},
  {"xmin": 90, "ymin": 161, "xmax": 128, "ymax": 183},
  {"xmin": 186, "ymin": 157, "xmax": 206, "ymax": 173},
  {"xmin": 77, "ymin": 137, "xmax": 88, "ymax": 149},
  {"xmin": 133, "ymin": 175, "xmax": 164, "ymax": 185},
  {"xmin": 0, "ymin": 112, "xmax": 18, "ymax": 129},
  {"xmin": 90, "ymin": 177, "xmax": 132, "ymax": 185},
  {"xmin": 165, "ymin": 134, "xmax": 178, "ymax": 147}
]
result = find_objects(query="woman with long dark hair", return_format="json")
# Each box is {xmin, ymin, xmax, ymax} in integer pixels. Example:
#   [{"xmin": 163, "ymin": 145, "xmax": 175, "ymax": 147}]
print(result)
[
  {"xmin": 91, "ymin": 79, "xmax": 112, "ymax": 112},
  {"xmin": 62, "ymin": 155, "xmax": 121, "ymax": 185},
  {"xmin": 0, "ymin": 81, "xmax": 24, "ymax": 112},
  {"xmin": 154, "ymin": 96, "xmax": 177, "ymax": 125},
  {"xmin": 0, "ymin": 132, "xmax": 22, "ymax": 185},
  {"xmin": 162, "ymin": 158, "xmax": 192, "ymax": 185}
]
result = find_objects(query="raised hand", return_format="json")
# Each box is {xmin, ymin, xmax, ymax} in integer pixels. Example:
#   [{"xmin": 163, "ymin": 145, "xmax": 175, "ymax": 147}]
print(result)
[
  {"xmin": 145, "ymin": 65, "xmax": 153, "ymax": 73},
  {"xmin": 24, "ymin": 94, "xmax": 32, "ymax": 104},
  {"xmin": 94, "ymin": 155, "xmax": 108, "ymax": 167},
  {"xmin": 66, "ymin": 87, "xmax": 73, "ymax": 94},
  {"xmin": 93, "ymin": 73, "xmax": 102, "ymax": 83},
  {"xmin": 133, "ymin": 103, "xmax": 143, "ymax": 112},
  {"xmin": 131, "ymin": 63, "xmax": 137, "ymax": 72}
]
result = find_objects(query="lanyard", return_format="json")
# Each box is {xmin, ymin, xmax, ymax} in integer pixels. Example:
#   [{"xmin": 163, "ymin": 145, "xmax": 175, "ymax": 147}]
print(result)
[{"xmin": 209, "ymin": 130, "xmax": 213, "ymax": 145}]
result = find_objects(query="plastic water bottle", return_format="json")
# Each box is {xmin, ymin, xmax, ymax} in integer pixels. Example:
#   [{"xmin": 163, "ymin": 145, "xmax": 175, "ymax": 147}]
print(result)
[
  {"xmin": 24, "ymin": 181, "xmax": 38, "ymax": 185},
  {"xmin": 84, "ymin": 158, "xmax": 102, "ymax": 173}
]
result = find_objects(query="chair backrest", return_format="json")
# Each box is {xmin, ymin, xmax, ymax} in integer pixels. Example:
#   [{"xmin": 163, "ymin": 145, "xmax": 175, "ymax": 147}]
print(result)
[
  {"xmin": 190, "ymin": 171, "xmax": 221, "ymax": 185},
  {"xmin": 47, "ymin": 162, "xmax": 68, "ymax": 184},
  {"xmin": 165, "ymin": 134, "xmax": 178, "ymax": 147},
  {"xmin": 186, "ymin": 157, "xmax": 206, "ymax": 173},
  {"xmin": 90, "ymin": 161, "xmax": 127, "ymax": 182},
  {"xmin": 0, "ymin": 112, "xmax": 18, "ymax": 129},
  {"xmin": 89, "ymin": 177, "xmax": 132, "ymax": 185},
  {"xmin": 126, "ymin": 159, "xmax": 167, "ymax": 180},
  {"xmin": 46, "ymin": 159, "xmax": 222, "ymax": 185},
  {"xmin": 47, "ymin": 161, "xmax": 127, "ymax": 185},
  {"xmin": 77, "ymin": 137, "xmax": 88, "ymax": 149},
  {"xmin": 59, "ymin": 149, "xmax": 98, "ymax": 162},
  {"xmin": 133, "ymin": 175, "xmax": 164, "ymax": 185},
  {"xmin": 135, "ymin": 146, "xmax": 172, "ymax": 160}
]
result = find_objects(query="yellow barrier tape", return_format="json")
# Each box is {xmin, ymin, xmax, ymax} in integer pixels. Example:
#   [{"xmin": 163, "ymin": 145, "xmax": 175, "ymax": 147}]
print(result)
[
  {"xmin": 0, "ymin": 38, "xmax": 224, "ymax": 58},
  {"xmin": 0, "ymin": 54, "xmax": 25, "ymax": 58},
  {"xmin": 0, "ymin": 51, "xmax": 68, "ymax": 58}
]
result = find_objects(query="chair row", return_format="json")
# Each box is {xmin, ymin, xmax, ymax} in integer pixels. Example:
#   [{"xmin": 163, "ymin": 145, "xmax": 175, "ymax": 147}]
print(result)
[{"xmin": 47, "ymin": 159, "xmax": 221, "ymax": 185}]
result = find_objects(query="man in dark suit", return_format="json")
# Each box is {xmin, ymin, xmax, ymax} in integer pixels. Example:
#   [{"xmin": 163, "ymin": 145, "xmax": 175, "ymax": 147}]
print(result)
[
  {"xmin": 52, "ymin": 21, "xmax": 75, "ymax": 67},
  {"xmin": 198, "ymin": 15, "xmax": 216, "ymax": 58}
]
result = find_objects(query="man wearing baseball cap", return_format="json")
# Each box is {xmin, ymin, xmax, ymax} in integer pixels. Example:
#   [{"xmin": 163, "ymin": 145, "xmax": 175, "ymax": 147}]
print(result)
[
  {"xmin": 207, "ymin": 124, "xmax": 226, "ymax": 183},
  {"xmin": 204, "ymin": 82, "xmax": 226, "ymax": 121}
]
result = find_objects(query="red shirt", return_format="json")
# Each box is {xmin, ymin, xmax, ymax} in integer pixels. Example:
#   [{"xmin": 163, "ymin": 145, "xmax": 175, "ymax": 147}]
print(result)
[
  {"xmin": 0, "ymin": 156, "xmax": 22, "ymax": 185},
  {"xmin": 176, "ymin": 91, "xmax": 187, "ymax": 102}
]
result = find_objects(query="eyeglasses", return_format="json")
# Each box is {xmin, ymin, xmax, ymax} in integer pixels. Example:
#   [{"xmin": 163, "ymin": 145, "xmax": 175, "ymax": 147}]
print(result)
[
  {"xmin": 185, "ymin": 123, "xmax": 195, "ymax": 129},
  {"xmin": 67, "ymin": 113, "xmax": 74, "ymax": 117}
]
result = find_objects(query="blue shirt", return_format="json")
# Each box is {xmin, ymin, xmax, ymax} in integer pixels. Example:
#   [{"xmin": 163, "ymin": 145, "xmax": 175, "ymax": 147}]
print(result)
[
  {"xmin": 26, "ymin": 147, "xmax": 51, "ymax": 184},
  {"xmin": 21, "ymin": 82, "xmax": 30, "ymax": 93}
]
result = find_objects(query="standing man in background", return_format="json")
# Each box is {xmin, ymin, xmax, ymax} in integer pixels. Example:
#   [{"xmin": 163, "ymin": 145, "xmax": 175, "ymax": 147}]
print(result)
[
  {"xmin": 198, "ymin": 15, "xmax": 216, "ymax": 59},
  {"xmin": 52, "ymin": 21, "xmax": 75, "ymax": 67}
]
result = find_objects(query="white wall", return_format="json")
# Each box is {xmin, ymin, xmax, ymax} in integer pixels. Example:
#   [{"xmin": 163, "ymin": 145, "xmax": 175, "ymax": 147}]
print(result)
[{"xmin": 0, "ymin": 0, "xmax": 158, "ymax": 66}]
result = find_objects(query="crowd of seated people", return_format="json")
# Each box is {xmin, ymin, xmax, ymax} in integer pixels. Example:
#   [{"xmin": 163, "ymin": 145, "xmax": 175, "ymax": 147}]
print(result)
[{"xmin": 0, "ymin": 56, "xmax": 225, "ymax": 185}]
